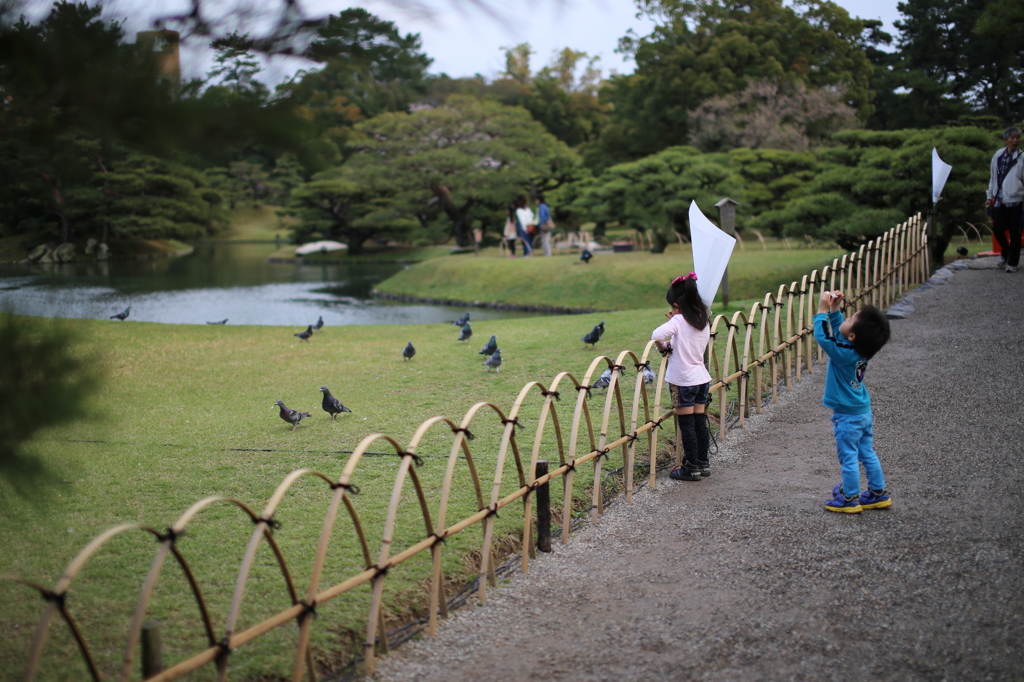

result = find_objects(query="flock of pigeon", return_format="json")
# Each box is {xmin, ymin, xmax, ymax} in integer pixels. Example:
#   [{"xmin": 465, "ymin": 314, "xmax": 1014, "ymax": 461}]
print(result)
[
  {"xmin": 293, "ymin": 316, "xmax": 325, "ymax": 341},
  {"xmin": 275, "ymin": 386, "xmax": 351, "ymax": 430}
]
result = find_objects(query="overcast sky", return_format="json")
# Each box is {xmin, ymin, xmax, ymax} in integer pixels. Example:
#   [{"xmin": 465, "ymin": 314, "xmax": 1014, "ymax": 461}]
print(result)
[{"xmin": 27, "ymin": 0, "xmax": 905, "ymax": 85}]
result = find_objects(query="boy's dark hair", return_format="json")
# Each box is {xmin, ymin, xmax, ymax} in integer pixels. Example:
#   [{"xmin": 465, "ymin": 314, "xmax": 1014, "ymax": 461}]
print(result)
[
  {"xmin": 666, "ymin": 277, "xmax": 709, "ymax": 330},
  {"xmin": 850, "ymin": 305, "xmax": 890, "ymax": 359}
]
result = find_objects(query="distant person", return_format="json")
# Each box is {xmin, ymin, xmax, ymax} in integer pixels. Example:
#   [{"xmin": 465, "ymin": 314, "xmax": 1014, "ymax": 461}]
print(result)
[
  {"xmin": 514, "ymin": 195, "xmax": 535, "ymax": 257},
  {"xmin": 986, "ymin": 126, "xmax": 1024, "ymax": 273},
  {"xmin": 814, "ymin": 291, "xmax": 892, "ymax": 514},
  {"xmin": 650, "ymin": 273, "xmax": 712, "ymax": 481},
  {"xmin": 503, "ymin": 204, "xmax": 519, "ymax": 257},
  {"xmin": 537, "ymin": 195, "xmax": 555, "ymax": 256}
]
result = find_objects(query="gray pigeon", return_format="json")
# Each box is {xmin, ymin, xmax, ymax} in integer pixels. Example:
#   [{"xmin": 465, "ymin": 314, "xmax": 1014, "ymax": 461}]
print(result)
[
  {"xmin": 581, "ymin": 326, "xmax": 600, "ymax": 348},
  {"xmin": 479, "ymin": 335, "xmax": 497, "ymax": 356},
  {"xmin": 451, "ymin": 312, "xmax": 471, "ymax": 327},
  {"xmin": 595, "ymin": 321, "xmax": 606, "ymax": 339},
  {"xmin": 276, "ymin": 400, "xmax": 311, "ymax": 430},
  {"xmin": 110, "ymin": 306, "xmax": 130, "ymax": 321},
  {"xmin": 484, "ymin": 349, "xmax": 502, "ymax": 373},
  {"xmin": 593, "ymin": 368, "xmax": 612, "ymax": 391},
  {"xmin": 403, "ymin": 341, "xmax": 416, "ymax": 360},
  {"xmin": 319, "ymin": 386, "xmax": 351, "ymax": 419},
  {"xmin": 314, "ymin": 316, "xmax": 324, "ymax": 331},
  {"xmin": 642, "ymin": 364, "xmax": 656, "ymax": 385},
  {"xmin": 580, "ymin": 249, "xmax": 592, "ymax": 264},
  {"xmin": 294, "ymin": 325, "xmax": 313, "ymax": 342},
  {"xmin": 458, "ymin": 322, "xmax": 472, "ymax": 342},
  {"xmin": 207, "ymin": 319, "xmax": 228, "ymax": 325}
]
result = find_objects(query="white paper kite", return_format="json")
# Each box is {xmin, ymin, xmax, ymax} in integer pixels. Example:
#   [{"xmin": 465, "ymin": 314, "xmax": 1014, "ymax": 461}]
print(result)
[
  {"xmin": 688, "ymin": 200, "xmax": 737, "ymax": 307},
  {"xmin": 932, "ymin": 148, "xmax": 953, "ymax": 204}
]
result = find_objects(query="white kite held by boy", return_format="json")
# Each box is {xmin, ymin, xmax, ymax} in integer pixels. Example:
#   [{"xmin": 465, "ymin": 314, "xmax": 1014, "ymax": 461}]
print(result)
[
  {"xmin": 688, "ymin": 200, "xmax": 737, "ymax": 307},
  {"xmin": 932, "ymin": 147, "xmax": 953, "ymax": 204}
]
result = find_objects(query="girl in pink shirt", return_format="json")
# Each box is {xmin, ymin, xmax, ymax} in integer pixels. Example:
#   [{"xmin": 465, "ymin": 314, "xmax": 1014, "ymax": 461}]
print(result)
[{"xmin": 650, "ymin": 273, "xmax": 712, "ymax": 481}]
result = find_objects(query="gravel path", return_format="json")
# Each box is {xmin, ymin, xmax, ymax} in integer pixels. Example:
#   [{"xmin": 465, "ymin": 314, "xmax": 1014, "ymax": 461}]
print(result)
[{"xmin": 373, "ymin": 257, "xmax": 1023, "ymax": 681}]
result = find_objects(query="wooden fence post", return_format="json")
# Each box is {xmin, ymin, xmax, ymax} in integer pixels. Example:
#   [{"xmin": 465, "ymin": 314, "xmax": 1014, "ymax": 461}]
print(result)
[
  {"xmin": 141, "ymin": 621, "xmax": 163, "ymax": 679},
  {"xmin": 535, "ymin": 461, "xmax": 551, "ymax": 553}
]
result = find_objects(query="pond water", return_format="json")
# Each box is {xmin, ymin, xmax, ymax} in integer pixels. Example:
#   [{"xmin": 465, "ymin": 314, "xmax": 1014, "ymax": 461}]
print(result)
[{"xmin": 0, "ymin": 242, "xmax": 552, "ymax": 326}]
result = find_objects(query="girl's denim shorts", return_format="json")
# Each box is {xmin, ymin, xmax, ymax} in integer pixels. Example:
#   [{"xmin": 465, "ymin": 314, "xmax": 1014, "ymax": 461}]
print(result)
[{"xmin": 669, "ymin": 382, "xmax": 710, "ymax": 408}]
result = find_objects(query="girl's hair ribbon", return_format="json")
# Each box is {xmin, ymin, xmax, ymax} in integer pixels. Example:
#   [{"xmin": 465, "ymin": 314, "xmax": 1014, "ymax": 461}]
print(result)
[{"xmin": 671, "ymin": 272, "xmax": 698, "ymax": 285}]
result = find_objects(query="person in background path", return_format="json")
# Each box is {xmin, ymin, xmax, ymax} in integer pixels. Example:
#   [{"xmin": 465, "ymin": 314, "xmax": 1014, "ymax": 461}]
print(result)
[
  {"xmin": 504, "ymin": 204, "xmax": 519, "ymax": 257},
  {"xmin": 651, "ymin": 273, "xmax": 713, "ymax": 481},
  {"xmin": 514, "ymin": 195, "xmax": 535, "ymax": 257},
  {"xmin": 986, "ymin": 126, "xmax": 1024, "ymax": 274},
  {"xmin": 813, "ymin": 291, "xmax": 892, "ymax": 514},
  {"xmin": 537, "ymin": 195, "xmax": 555, "ymax": 256}
]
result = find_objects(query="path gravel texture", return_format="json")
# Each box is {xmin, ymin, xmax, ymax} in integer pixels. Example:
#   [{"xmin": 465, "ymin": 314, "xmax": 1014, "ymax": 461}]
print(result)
[{"xmin": 372, "ymin": 257, "xmax": 1023, "ymax": 682}]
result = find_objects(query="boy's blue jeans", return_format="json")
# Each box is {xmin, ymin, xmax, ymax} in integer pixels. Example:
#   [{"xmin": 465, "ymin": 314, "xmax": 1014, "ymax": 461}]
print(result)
[{"xmin": 831, "ymin": 410, "xmax": 886, "ymax": 497}]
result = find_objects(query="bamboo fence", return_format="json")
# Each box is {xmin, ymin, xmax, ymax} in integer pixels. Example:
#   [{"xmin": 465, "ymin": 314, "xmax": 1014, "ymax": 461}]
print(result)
[{"xmin": 7, "ymin": 215, "xmax": 929, "ymax": 681}]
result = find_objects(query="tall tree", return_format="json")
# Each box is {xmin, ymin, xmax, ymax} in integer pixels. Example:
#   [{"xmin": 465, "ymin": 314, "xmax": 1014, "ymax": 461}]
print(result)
[
  {"xmin": 892, "ymin": 0, "xmax": 1024, "ymax": 124},
  {"xmin": 344, "ymin": 95, "xmax": 580, "ymax": 247},
  {"xmin": 598, "ymin": 0, "xmax": 880, "ymax": 163}
]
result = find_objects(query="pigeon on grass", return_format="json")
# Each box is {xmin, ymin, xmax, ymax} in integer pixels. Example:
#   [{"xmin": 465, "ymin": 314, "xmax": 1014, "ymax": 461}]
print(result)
[
  {"xmin": 110, "ymin": 306, "xmax": 130, "ymax": 321},
  {"xmin": 294, "ymin": 325, "xmax": 313, "ymax": 342},
  {"xmin": 956, "ymin": 246, "xmax": 969, "ymax": 257},
  {"xmin": 641, "ymin": 363, "xmax": 656, "ymax": 385},
  {"xmin": 276, "ymin": 400, "xmax": 311, "ymax": 430},
  {"xmin": 314, "ymin": 316, "xmax": 324, "ymax": 331},
  {"xmin": 479, "ymin": 335, "xmax": 497, "ymax": 356},
  {"xmin": 595, "ymin": 321, "xmax": 605, "ymax": 340},
  {"xmin": 580, "ymin": 249, "xmax": 592, "ymax": 264},
  {"xmin": 484, "ymin": 349, "xmax": 502, "ymax": 373},
  {"xmin": 207, "ymin": 319, "xmax": 228, "ymax": 325},
  {"xmin": 581, "ymin": 326, "xmax": 600, "ymax": 348},
  {"xmin": 451, "ymin": 312, "xmax": 470, "ymax": 327},
  {"xmin": 403, "ymin": 341, "xmax": 416, "ymax": 360},
  {"xmin": 319, "ymin": 386, "xmax": 352, "ymax": 419},
  {"xmin": 593, "ymin": 368, "xmax": 612, "ymax": 391},
  {"xmin": 458, "ymin": 322, "xmax": 472, "ymax": 342}
]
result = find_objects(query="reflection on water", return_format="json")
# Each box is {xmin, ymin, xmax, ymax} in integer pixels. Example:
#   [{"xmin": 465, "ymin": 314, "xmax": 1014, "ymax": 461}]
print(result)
[{"xmin": 0, "ymin": 243, "xmax": 551, "ymax": 326}]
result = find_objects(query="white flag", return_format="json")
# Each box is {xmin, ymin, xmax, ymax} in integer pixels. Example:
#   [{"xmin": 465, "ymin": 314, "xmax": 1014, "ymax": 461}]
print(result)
[
  {"xmin": 932, "ymin": 147, "xmax": 953, "ymax": 204},
  {"xmin": 689, "ymin": 200, "xmax": 736, "ymax": 307}
]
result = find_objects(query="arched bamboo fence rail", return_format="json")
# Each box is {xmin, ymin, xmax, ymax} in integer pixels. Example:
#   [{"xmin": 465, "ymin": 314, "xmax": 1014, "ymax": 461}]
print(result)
[{"xmin": 7, "ymin": 215, "xmax": 929, "ymax": 680}]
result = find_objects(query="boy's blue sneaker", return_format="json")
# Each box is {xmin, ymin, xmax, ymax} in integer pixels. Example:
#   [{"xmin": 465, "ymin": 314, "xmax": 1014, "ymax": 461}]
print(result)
[
  {"xmin": 859, "ymin": 488, "xmax": 892, "ymax": 510},
  {"xmin": 825, "ymin": 486, "xmax": 862, "ymax": 514}
]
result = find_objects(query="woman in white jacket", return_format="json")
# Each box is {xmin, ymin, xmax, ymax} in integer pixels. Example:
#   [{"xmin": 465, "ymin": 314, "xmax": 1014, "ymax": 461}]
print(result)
[
  {"xmin": 986, "ymin": 126, "xmax": 1024, "ymax": 273},
  {"xmin": 513, "ymin": 195, "xmax": 535, "ymax": 257}
]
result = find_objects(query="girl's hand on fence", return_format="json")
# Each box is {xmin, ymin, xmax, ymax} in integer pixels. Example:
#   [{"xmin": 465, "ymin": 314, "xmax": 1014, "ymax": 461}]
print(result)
[
  {"xmin": 818, "ymin": 290, "xmax": 833, "ymax": 313},
  {"xmin": 830, "ymin": 291, "xmax": 844, "ymax": 312}
]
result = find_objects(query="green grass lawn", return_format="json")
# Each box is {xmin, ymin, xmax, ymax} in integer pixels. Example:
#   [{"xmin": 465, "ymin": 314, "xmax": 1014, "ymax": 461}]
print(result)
[
  {"xmin": 374, "ymin": 241, "xmax": 851, "ymax": 311},
  {"xmin": 0, "ymin": 310, "xmax": 679, "ymax": 680}
]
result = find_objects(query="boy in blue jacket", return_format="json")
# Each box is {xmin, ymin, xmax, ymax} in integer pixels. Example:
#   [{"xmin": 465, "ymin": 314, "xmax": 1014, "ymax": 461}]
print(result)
[{"xmin": 813, "ymin": 290, "xmax": 892, "ymax": 513}]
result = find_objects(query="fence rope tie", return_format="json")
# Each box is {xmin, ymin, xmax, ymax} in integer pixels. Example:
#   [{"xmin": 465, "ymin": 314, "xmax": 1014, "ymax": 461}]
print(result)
[
  {"xmin": 329, "ymin": 481, "xmax": 361, "ymax": 495},
  {"xmin": 428, "ymin": 532, "xmax": 447, "ymax": 546},
  {"xmin": 626, "ymin": 431, "xmax": 641, "ymax": 445},
  {"xmin": 562, "ymin": 460, "xmax": 577, "ymax": 473},
  {"xmin": 757, "ymin": 303, "xmax": 772, "ymax": 312},
  {"xmin": 501, "ymin": 417, "xmax": 522, "ymax": 431},
  {"xmin": 745, "ymin": 321, "xmax": 758, "ymax": 328},
  {"xmin": 595, "ymin": 446, "xmax": 611, "ymax": 462},
  {"xmin": 611, "ymin": 364, "xmax": 625, "ymax": 372},
  {"xmin": 371, "ymin": 565, "xmax": 389, "ymax": 578},
  {"xmin": 298, "ymin": 599, "xmax": 317, "ymax": 620},
  {"xmin": 739, "ymin": 370, "xmax": 751, "ymax": 379},
  {"xmin": 724, "ymin": 321, "xmax": 738, "ymax": 330},
  {"xmin": 646, "ymin": 418, "xmax": 665, "ymax": 431},
  {"xmin": 774, "ymin": 301, "xmax": 785, "ymax": 308},
  {"xmin": 576, "ymin": 385, "xmax": 593, "ymax": 398},
  {"xmin": 541, "ymin": 390, "xmax": 560, "ymax": 401},
  {"xmin": 40, "ymin": 589, "xmax": 66, "ymax": 608},
  {"xmin": 156, "ymin": 527, "xmax": 184, "ymax": 546},
  {"xmin": 709, "ymin": 332, "xmax": 717, "ymax": 340},
  {"xmin": 658, "ymin": 345, "xmax": 672, "ymax": 357},
  {"xmin": 397, "ymin": 450, "xmax": 424, "ymax": 467},
  {"xmin": 450, "ymin": 426, "xmax": 475, "ymax": 440},
  {"xmin": 484, "ymin": 504, "xmax": 500, "ymax": 520},
  {"xmin": 254, "ymin": 516, "xmax": 282, "ymax": 530},
  {"xmin": 719, "ymin": 379, "xmax": 732, "ymax": 390},
  {"xmin": 635, "ymin": 360, "xmax": 651, "ymax": 371},
  {"xmin": 216, "ymin": 637, "xmax": 232, "ymax": 659}
]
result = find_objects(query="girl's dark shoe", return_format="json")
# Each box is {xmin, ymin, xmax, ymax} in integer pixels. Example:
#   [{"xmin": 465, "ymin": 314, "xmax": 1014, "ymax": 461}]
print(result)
[{"xmin": 669, "ymin": 465, "xmax": 702, "ymax": 481}]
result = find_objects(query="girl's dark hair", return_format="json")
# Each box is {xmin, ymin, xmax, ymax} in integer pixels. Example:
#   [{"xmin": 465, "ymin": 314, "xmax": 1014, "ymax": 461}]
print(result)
[
  {"xmin": 849, "ymin": 305, "xmax": 890, "ymax": 359},
  {"xmin": 666, "ymin": 277, "xmax": 709, "ymax": 330}
]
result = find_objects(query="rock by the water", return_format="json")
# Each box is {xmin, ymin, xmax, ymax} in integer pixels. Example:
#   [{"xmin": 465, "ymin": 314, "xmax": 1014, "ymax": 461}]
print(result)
[
  {"xmin": 26, "ymin": 244, "xmax": 51, "ymax": 262},
  {"xmin": 52, "ymin": 243, "xmax": 76, "ymax": 263},
  {"xmin": 96, "ymin": 243, "xmax": 109, "ymax": 260},
  {"xmin": 85, "ymin": 238, "xmax": 98, "ymax": 255}
]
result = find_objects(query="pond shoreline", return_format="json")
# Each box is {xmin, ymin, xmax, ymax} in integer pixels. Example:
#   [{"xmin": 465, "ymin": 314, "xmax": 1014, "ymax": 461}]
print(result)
[
  {"xmin": 0, "ymin": 245, "xmax": 194, "ymax": 266},
  {"xmin": 371, "ymin": 289, "xmax": 612, "ymax": 315}
]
